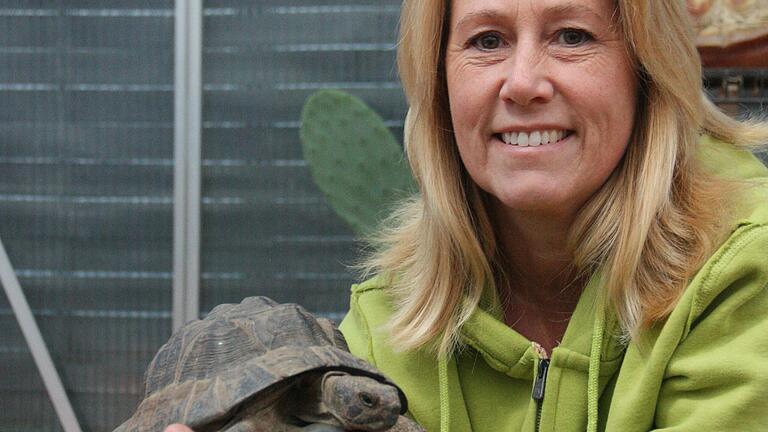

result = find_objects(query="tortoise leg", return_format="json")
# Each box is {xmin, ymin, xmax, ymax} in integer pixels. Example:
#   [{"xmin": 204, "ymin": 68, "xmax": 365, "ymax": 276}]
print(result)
[
  {"xmin": 220, "ymin": 419, "xmax": 343, "ymax": 432},
  {"xmin": 218, "ymin": 401, "xmax": 298, "ymax": 432},
  {"xmin": 218, "ymin": 417, "xmax": 298, "ymax": 432}
]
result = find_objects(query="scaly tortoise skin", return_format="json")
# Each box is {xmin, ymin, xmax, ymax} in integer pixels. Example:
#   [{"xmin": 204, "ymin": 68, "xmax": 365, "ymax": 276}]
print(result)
[{"xmin": 113, "ymin": 297, "xmax": 424, "ymax": 432}]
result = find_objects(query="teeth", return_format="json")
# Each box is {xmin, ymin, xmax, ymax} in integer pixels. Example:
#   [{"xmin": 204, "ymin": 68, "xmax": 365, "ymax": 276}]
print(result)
[
  {"xmin": 518, "ymin": 132, "xmax": 529, "ymax": 146},
  {"xmin": 500, "ymin": 129, "xmax": 568, "ymax": 146},
  {"xmin": 529, "ymin": 131, "xmax": 541, "ymax": 146},
  {"xmin": 502, "ymin": 132, "xmax": 518, "ymax": 145}
]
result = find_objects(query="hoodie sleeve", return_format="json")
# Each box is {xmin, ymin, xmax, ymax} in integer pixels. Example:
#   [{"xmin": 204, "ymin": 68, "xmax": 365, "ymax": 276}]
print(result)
[{"xmin": 653, "ymin": 224, "xmax": 768, "ymax": 431}]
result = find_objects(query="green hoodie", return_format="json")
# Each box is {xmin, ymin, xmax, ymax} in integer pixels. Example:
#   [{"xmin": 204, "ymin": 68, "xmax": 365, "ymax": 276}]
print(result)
[{"xmin": 339, "ymin": 137, "xmax": 768, "ymax": 432}]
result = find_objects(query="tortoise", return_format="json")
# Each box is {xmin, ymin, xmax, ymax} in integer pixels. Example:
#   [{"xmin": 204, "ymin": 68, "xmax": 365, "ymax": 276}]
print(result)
[{"xmin": 114, "ymin": 297, "xmax": 424, "ymax": 432}]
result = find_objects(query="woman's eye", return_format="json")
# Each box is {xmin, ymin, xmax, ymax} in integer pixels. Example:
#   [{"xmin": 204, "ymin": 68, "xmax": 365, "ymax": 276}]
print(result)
[
  {"xmin": 473, "ymin": 33, "xmax": 503, "ymax": 50},
  {"xmin": 557, "ymin": 29, "xmax": 592, "ymax": 46}
]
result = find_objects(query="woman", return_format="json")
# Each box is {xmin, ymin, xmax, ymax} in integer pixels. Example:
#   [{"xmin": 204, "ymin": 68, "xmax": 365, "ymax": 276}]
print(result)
[
  {"xmin": 338, "ymin": 0, "xmax": 768, "ymax": 430},
  {"xmin": 168, "ymin": 0, "xmax": 768, "ymax": 431}
]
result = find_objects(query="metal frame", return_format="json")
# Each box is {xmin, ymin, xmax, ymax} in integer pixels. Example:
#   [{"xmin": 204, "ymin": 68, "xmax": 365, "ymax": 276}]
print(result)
[
  {"xmin": 0, "ymin": 237, "xmax": 82, "ymax": 432},
  {"xmin": 173, "ymin": 0, "xmax": 203, "ymax": 331}
]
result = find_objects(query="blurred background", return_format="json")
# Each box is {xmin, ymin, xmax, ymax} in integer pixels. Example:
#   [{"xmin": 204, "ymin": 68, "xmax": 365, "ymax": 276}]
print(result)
[{"xmin": 0, "ymin": 1, "xmax": 765, "ymax": 431}]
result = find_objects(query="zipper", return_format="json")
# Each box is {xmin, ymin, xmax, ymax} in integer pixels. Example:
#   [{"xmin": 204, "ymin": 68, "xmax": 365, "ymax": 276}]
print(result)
[
  {"xmin": 532, "ymin": 343, "xmax": 550, "ymax": 432},
  {"xmin": 532, "ymin": 357, "xmax": 550, "ymax": 401}
]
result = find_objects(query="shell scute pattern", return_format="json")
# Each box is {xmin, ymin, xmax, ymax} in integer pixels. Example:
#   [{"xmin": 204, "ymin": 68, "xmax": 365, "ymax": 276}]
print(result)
[{"xmin": 114, "ymin": 297, "xmax": 422, "ymax": 432}]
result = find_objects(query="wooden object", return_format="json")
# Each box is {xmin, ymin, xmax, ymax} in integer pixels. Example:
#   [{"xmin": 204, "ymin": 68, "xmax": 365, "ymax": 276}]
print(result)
[{"xmin": 687, "ymin": 0, "xmax": 768, "ymax": 67}]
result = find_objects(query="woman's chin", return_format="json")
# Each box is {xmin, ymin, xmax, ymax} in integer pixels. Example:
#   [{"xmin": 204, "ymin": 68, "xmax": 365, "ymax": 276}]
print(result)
[{"xmin": 487, "ymin": 188, "xmax": 574, "ymax": 219}]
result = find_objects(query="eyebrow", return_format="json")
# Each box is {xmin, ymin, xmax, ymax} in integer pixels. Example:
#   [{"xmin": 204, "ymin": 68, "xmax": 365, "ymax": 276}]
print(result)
[{"xmin": 453, "ymin": 4, "xmax": 608, "ymax": 33}]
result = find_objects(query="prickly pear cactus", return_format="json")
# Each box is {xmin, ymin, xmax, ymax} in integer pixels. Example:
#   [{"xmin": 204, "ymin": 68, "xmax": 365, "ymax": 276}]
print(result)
[{"xmin": 300, "ymin": 90, "xmax": 416, "ymax": 236}]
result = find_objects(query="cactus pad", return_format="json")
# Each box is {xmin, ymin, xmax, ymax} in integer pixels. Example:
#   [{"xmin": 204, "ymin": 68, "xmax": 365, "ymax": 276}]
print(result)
[{"xmin": 300, "ymin": 90, "xmax": 416, "ymax": 236}]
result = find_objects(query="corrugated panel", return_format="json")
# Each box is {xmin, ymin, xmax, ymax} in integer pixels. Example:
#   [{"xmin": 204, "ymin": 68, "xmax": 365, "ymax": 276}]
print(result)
[
  {"xmin": 198, "ymin": 0, "xmax": 407, "ymax": 317},
  {"xmin": 0, "ymin": 2, "xmax": 174, "ymax": 431},
  {"xmin": 0, "ymin": 289, "xmax": 63, "ymax": 432}
]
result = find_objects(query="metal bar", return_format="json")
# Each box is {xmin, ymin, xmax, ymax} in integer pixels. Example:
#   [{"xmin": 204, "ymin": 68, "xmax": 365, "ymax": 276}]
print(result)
[
  {"xmin": 185, "ymin": 0, "xmax": 203, "ymax": 327},
  {"xmin": 173, "ymin": 0, "xmax": 203, "ymax": 331},
  {"xmin": 0, "ymin": 237, "xmax": 82, "ymax": 432}
]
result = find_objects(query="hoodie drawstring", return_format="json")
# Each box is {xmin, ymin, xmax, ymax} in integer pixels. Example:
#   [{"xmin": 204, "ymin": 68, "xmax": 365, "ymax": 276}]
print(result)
[
  {"xmin": 438, "ymin": 355, "xmax": 450, "ymax": 432},
  {"xmin": 586, "ymin": 302, "xmax": 605, "ymax": 432}
]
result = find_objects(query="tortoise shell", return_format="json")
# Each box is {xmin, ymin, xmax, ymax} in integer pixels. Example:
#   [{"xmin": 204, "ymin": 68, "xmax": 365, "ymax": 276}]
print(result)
[{"xmin": 114, "ymin": 297, "xmax": 407, "ymax": 431}]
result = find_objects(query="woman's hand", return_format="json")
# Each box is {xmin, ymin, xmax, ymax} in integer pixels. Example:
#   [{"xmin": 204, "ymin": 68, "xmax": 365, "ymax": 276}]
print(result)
[
  {"xmin": 161, "ymin": 424, "xmax": 347, "ymax": 432},
  {"xmin": 163, "ymin": 425, "xmax": 193, "ymax": 432},
  {"xmin": 162, "ymin": 424, "xmax": 348, "ymax": 432}
]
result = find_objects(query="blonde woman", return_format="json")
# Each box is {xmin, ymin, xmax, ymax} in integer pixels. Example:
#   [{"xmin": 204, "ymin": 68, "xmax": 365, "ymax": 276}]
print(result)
[
  {"xmin": 337, "ymin": 0, "xmax": 768, "ymax": 431},
  {"xmin": 165, "ymin": 0, "xmax": 768, "ymax": 431}
]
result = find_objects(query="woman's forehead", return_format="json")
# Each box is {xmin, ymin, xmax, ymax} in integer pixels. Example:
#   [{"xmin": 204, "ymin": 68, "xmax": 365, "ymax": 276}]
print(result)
[{"xmin": 448, "ymin": 0, "xmax": 617, "ymax": 28}]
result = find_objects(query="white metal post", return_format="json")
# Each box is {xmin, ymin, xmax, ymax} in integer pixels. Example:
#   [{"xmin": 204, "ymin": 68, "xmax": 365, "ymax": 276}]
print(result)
[
  {"xmin": 0, "ymin": 237, "xmax": 83, "ymax": 432},
  {"xmin": 173, "ymin": 0, "xmax": 203, "ymax": 331}
]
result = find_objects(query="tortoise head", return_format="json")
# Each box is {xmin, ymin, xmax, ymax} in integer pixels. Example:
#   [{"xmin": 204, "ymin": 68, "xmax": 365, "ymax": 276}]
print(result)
[{"xmin": 321, "ymin": 372, "xmax": 401, "ymax": 431}]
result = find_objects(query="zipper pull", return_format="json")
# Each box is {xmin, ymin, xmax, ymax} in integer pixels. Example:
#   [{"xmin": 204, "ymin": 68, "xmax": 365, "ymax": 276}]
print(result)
[
  {"xmin": 531, "ymin": 343, "xmax": 550, "ymax": 402},
  {"xmin": 532, "ymin": 358, "xmax": 550, "ymax": 401}
]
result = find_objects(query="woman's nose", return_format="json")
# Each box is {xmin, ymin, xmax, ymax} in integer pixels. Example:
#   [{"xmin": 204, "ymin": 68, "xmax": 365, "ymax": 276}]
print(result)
[{"xmin": 498, "ymin": 45, "xmax": 555, "ymax": 106}]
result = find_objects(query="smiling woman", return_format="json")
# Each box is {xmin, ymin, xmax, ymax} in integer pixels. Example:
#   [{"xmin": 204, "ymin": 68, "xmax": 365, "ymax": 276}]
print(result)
[
  {"xmin": 445, "ymin": 0, "xmax": 638, "ymax": 285},
  {"xmin": 337, "ymin": 0, "xmax": 768, "ymax": 431}
]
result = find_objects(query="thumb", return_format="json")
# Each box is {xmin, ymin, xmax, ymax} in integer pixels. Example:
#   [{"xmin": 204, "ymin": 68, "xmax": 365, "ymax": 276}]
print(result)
[{"xmin": 164, "ymin": 425, "xmax": 194, "ymax": 432}]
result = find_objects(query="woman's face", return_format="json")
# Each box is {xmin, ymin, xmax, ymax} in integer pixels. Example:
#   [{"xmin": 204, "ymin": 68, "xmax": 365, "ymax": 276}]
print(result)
[{"xmin": 445, "ymin": 0, "xmax": 637, "ymax": 221}]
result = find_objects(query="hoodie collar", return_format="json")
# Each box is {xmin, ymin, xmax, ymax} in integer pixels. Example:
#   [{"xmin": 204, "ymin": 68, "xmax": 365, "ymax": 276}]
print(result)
[
  {"xmin": 460, "ymin": 273, "xmax": 624, "ymax": 374},
  {"xmin": 435, "ymin": 273, "xmax": 625, "ymax": 432}
]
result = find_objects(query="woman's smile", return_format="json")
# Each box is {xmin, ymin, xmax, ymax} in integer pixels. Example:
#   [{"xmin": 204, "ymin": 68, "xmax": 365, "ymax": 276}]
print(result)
[
  {"xmin": 492, "ymin": 128, "xmax": 575, "ymax": 149},
  {"xmin": 496, "ymin": 129, "xmax": 572, "ymax": 147}
]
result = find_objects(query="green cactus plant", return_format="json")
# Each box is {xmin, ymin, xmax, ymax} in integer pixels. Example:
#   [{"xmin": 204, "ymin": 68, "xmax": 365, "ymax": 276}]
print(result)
[{"xmin": 300, "ymin": 90, "xmax": 416, "ymax": 236}]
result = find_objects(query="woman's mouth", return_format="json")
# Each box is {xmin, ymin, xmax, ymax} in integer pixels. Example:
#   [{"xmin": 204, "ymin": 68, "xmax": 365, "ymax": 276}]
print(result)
[{"xmin": 494, "ymin": 129, "xmax": 574, "ymax": 147}]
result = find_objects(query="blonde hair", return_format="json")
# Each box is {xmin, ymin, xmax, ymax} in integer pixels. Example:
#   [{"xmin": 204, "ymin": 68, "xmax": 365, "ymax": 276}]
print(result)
[{"xmin": 361, "ymin": 0, "xmax": 768, "ymax": 354}]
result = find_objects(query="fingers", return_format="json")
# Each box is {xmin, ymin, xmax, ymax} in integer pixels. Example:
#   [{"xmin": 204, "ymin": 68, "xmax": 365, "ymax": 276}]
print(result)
[
  {"xmin": 164, "ymin": 424, "xmax": 194, "ymax": 432},
  {"xmin": 162, "ymin": 420, "xmax": 348, "ymax": 432},
  {"xmin": 299, "ymin": 424, "xmax": 345, "ymax": 432}
]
